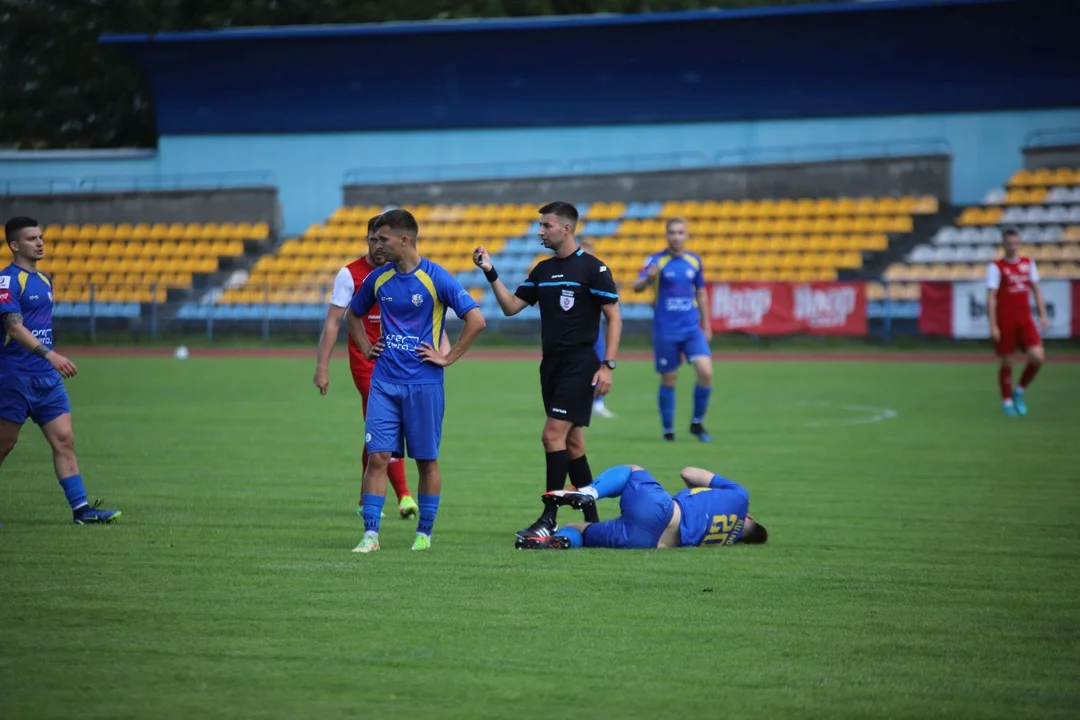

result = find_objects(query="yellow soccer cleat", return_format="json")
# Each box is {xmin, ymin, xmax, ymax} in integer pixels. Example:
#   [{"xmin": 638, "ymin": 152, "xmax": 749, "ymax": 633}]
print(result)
[
  {"xmin": 411, "ymin": 533, "xmax": 431, "ymax": 551},
  {"xmin": 352, "ymin": 533, "xmax": 380, "ymax": 554},
  {"xmin": 399, "ymin": 496, "xmax": 419, "ymax": 520}
]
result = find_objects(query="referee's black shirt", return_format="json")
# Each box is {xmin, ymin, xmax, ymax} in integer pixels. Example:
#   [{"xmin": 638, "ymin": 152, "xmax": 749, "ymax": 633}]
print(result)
[{"xmin": 514, "ymin": 248, "xmax": 619, "ymax": 356}]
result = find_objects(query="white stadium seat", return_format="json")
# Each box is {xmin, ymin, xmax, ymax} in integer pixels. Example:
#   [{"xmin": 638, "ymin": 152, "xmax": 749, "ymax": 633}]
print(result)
[
  {"xmin": 1046, "ymin": 205, "xmax": 1070, "ymax": 223},
  {"xmin": 1042, "ymin": 225, "xmax": 1064, "ymax": 243},
  {"xmin": 1002, "ymin": 207, "xmax": 1026, "ymax": 223},
  {"xmin": 907, "ymin": 245, "xmax": 936, "ymax": 263},
  {"xmin": 982, "ymin": 187, "xmax": 1007, "ymax": 205},
  {"xmin": 1026, "ymin": 206, "xmax": 1050, "ymax": 224},
  {"xmin": 959, "ymin": 227, "xmax": 983, "ymax": 244},
  {"xmin": 954, "ymin": 246, "xmax": 978, "ymax": 262},
  {"xmin": 934, "ymin": 226, "xmax": 961, "ymax": 244},
  {"xmin": 1047, "ymin": 187, "xmax": 1073, "ymax": 203},
  {"xmin": 1069, "ymin": 206, "xmax": 1080, "ymax": 223}
]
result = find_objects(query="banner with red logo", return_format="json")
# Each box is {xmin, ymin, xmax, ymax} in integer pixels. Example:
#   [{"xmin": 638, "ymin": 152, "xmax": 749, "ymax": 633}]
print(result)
[
  {"xmin": 1073, "ymin": 280, "xmax": 1080, "ymax": 338},
  {"xmin": 707, "ymin": 281, "xmax": 868, "ymax": 336},
  {"xmin": 919, "ymin": 280, "xmax": 1077, "ymax": 338}
]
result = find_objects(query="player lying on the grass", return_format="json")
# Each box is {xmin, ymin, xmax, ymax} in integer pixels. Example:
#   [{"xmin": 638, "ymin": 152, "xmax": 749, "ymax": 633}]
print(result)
[
  {"xmin": 0, "ymin": 217, "xmax": 120, "ymax": 525},
  {"xmin": 516, "ymin": 464, "xmax": 767, "ymax": 549}
]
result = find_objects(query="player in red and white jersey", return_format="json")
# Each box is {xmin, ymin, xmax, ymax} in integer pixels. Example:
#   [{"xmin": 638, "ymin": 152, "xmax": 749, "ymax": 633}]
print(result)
[
  {"xmin": 986, "ymin": 228, "xmax": 1049, "ymax": 417},
  {"xmin": 315, "ymin": 214, "xmax": 443, "ymax": 518}
]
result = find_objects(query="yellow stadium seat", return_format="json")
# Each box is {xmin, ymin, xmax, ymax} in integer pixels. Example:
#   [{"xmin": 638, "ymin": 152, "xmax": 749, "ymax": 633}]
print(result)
[
  {"xmin": 816, "ymin": 198, "xmax": 837, "ymax": 216},
  {"xmin": 1049, "ymin": 168, "xmax": 1077, "ymax": 186},
  {"xmin": 1009, "ymin": 169, "xmax": 1035, "ymax": 187},
  {"xmin": 854, "ymin": 197, "xmax": 877, "ymax": 215},
  {"xmin": 62, "ymin": 224, "xmax": 81, "ymax": 240},
  {"xmin": 1030, "ymin": 168, "xmax": 1055, "ymax": 187}
]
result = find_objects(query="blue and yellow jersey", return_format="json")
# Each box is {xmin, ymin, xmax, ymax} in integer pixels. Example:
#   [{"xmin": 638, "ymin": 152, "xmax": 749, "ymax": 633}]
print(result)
[
  {"xmin": 350, "ymin": 258, "xmax": 479, "ymax": 385},
  {"xmin": 0, "ymin": 263, "xmax": 57, "ymax": 377},
  {"xmin": 638, "ymin": 250, "xmax": 705, "ymax": 335},
  {"xmin": 673, "ymin": 476, "xmax": 750, "ymax": 547}
]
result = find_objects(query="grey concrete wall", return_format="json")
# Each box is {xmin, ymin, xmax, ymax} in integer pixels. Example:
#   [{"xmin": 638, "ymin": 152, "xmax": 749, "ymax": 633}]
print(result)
[
  {"xmin": 0, "ymin": 188, "xmax": 282, "ymax": 231},
  {"xmin": 344, "ymin": 155, "xmax": 951, "ymax": 208},
  {"xmin": 1023, "ymin": 144, "xmax": 1080, "ymax": 171}
]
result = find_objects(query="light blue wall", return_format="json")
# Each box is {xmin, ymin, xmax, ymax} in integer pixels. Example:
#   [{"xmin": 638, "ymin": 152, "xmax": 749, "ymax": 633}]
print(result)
[{"xmin": 2, "ymin": 108, "xmax": 1078, "ymax": 235}]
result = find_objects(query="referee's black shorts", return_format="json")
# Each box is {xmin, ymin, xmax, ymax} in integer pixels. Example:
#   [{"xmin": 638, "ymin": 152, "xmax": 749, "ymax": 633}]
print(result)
[{"xmin": 539, "ymin": 346, "xmax": 601, "ymax": 427}]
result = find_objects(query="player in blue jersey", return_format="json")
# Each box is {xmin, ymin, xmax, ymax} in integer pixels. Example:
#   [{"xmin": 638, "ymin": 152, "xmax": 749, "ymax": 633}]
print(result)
[
  {"xmin": 346, "ymin": 209, "xmax": 486, "ymax": 553},
  {"xmin": 632, "ymin": 217, "xmax": 714, "ymax": 442},
  {"xmin": 581, "ymin": 237, "xmax": 614, "ymax": 419},
  {"xmin": 516, "ymin": 464, "xmax": 767, "ymax": 550},
  {"xmin": 0, "ymin": 217, "xmax": 120, "ymax": 525}
]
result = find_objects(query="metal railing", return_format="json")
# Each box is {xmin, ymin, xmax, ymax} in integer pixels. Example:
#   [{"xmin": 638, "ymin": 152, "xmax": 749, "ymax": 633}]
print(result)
[
  {"xmin": 343, "ymin": 138, "xmax": 952, "ymax": 185},
  {"xmin": 53, "ymin": 281, "xmax": 924, "ymax": 345},
  {"xmin": 1023, "ymin": 126, "xmax": 1080, "ymax": 149},
  {"xmin": 0, "ymin": 170, "xmax": 278, "ymax": 196}
]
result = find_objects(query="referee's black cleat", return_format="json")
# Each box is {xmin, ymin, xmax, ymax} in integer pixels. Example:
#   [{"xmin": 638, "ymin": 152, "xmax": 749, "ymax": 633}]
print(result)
[
  {"xmin": 516, "ymin": 534, "xmax": 572, "ymax": 550},
  {"xmin": 515, "ymin": 516, "xmax": 557, "ymax": 540},
  {"xmin": 543, "ymin": 489, "xmax": 595, "ymax": 511}
]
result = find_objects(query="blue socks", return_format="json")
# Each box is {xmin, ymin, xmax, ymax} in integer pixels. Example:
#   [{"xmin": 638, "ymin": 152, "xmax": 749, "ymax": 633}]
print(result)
[
  {"xmin": 361, "ymin": 493, "xmax": 384, "ymax": 533},
  {"xmin": 417, "ymin": 494, "xmax": 440, "ymax": 536},
  {"xmin": 658, "ymin": 385, "xmax": 676, "ymax": 432},
  {"xmin": 555, "ymin": 527, "xmax": 584, "ymax": 547},
  {"xmin": 692, "ymin": 384, "xmax": 712, "ymax": 424},
  {"xmin": 59, "ymin": 474, "xmax": 88, "ymax": 512},
  {"xmin": 590, "ymin": 465, "xmax": 633, "ymax": 500}
]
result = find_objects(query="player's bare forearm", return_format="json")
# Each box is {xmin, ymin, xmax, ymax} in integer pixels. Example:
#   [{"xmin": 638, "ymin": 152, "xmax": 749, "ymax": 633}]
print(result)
[
  {"xmin": 444, "ymin": 308, "xmax": 487, "ymax": 364},
  {"xmin": 345, "ymin": 310, "xmax": 372, "ymax": 355},
  {"xmin": 315, "ymin": 306, "xmax": 344, "ymax": 370},
  {"xmin": 697, "ymin": 287, "xmax": 710, "ymax": 331},
  {"xmin": 680, "ymin": 467, "xmax": 714, "ymax": 488},
  {"xmin": 439, "ymin": 332, "xmax": 452, "ymax": 356},
  {"xmin": 1033, "ymin": 284, "xmax": 1049, "ymax": 323},
  {"xmin": 1, "ymin": 314, "xmax": 48, "ymax": 355},
  {"xmin": 601, "ymin": 304, "xmax": 622, "ymax": 360},
  {"xmin": 632, "ymin": 278, "xmax": 649, "ymax": 293},
  {"xmin": 491, "ymin": 280, "xmax": 527, "ymax": 316},
  {"xmin": 986, "ymin": 291, "xmax": 999, "ymax": 332}
]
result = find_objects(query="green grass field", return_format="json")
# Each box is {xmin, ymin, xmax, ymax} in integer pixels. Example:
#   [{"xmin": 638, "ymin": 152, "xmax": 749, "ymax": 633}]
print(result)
[{"xmin": 2, "ymin": 355, "xmax": 1079, "ymax": 719}]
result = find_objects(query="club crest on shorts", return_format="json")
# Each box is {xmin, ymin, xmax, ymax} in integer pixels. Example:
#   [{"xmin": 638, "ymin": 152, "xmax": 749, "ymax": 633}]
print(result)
[
  {"xmin": 560, "ymin": 289, "xmax": 575, "ymax": 311},
  {"xmin": 411, "ymin": 293, "xmax": 424, "ymax": 306}
]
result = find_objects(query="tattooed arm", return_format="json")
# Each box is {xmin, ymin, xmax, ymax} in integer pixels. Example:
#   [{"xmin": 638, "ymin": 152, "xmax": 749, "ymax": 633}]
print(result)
[{"xmin": 1, "ymin": 313, "xmax": 77, "ymax": 377}]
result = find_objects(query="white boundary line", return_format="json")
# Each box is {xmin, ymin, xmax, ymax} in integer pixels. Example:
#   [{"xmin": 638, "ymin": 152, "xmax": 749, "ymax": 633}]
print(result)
[{"xmin": 794, "ymin": 401, "xmax": 899, "ymax": 427}]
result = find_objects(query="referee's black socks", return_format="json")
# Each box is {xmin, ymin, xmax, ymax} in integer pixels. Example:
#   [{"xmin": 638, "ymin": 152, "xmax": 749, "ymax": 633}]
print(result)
[
  {"xmin": 541, "ymin": 450, "xmax": 569, "ymax": 523},
  {"xmin": 568, "ymin": 454, "xmax": 600, "ymax": 523}
]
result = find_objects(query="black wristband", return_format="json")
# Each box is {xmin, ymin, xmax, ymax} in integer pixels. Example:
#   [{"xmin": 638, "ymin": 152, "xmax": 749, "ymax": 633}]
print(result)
[
  {"xmin": 32, "ymin": 343, "xmax": 50, "ymax": 358},
  {"xmin": 484, "ymin": 267, "xmax": 499, "ymax": 283}
]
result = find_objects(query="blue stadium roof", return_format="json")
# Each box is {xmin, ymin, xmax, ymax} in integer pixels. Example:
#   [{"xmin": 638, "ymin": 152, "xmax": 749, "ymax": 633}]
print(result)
[{"xmin": 100, "ymin": 0, "xmax": 1015, "ymax": 44}]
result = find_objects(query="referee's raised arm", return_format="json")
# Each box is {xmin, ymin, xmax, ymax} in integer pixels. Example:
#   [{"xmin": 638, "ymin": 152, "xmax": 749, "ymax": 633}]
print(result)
[{"xmin": 472, "ymin": 245, "xmax": 528, "ymax": 316}]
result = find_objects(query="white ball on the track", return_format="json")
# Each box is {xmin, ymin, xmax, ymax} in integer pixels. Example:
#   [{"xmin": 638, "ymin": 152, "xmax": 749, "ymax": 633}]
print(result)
[{"xmin": 174, "ymin": 345, "xmax": 190, "ymax": 360}]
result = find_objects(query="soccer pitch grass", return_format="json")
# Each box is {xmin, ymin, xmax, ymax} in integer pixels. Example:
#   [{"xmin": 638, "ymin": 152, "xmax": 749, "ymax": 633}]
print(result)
[{"xmin": 2, "ymin": 355, "xmax": 1079, "ymax": 719}]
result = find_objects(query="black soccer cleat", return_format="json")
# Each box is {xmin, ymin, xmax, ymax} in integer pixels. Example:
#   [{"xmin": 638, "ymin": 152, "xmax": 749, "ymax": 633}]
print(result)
[
  {"xmin": 514, "ymin": 516, "xmax": 557, "ymax": 541},
  {"xmin": 690, "ymin": 423, "xmax": 712, "ymax": 443},
  {"xmin": 515, "ymin": 534, "xmax": 572, "ymax": 550},
  {"xmin": 663, "ymin": 432, "xmax": 675, "ymax": 442},
  {"xmin": 542, "ymin": 489, "xmax": 596, "ymax": 511}
]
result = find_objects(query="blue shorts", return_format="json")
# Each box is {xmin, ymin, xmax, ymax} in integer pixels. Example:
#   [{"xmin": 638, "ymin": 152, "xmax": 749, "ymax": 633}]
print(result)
[
  {"xmin": 653, "ymin": 328, "xmax": 711, "ymax": 374},
  {"xmin": 583, "ymin": 470, "xmax": 676, "ymax": 549},
  {"xmin": 365, "ymin": 380, "xmax": 444, "ymax": 460},
  {"xmin": 593, "ymin": 333, "xmax": 606, "ymax": 363},
  {"xmin": 0, "ymin": 371, "xmax": 70, "ymax": 426}
]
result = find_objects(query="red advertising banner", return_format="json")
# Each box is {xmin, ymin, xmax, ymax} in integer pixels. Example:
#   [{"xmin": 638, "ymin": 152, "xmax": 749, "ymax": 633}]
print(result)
[
  {"xmin": 1073, "ymin": 280, "xmax": 1080, "ymax": 338},
  {"xmin": 917, "ymin": 282, "xmax": 953, "ymax": 336},
  {"xmin": 707, "ymin": 281, "xmax": 868, "ymax": 336}
]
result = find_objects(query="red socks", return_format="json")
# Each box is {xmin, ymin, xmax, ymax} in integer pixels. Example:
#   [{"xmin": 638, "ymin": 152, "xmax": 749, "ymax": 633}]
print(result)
[
  {"xmin": 387, "ymin": 458, "xmax": 410, "ymax": 501},
  {"xmin": 1019, "ymin": 362, "xmax": 1041, "ymax": 389},
  {"xmin": 998, "ymin": 365, "xmax": 1013, "ymax": 401}
]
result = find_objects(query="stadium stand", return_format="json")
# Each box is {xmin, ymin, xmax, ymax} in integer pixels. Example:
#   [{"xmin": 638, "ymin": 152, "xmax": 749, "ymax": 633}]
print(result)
[
  {"xmin": 43, "ymin": 221, "xmax": 270, "ymax": 318},
  {"xmin": 881, "ymin": 167, "xmax": 1080, "ymax": 299},
  {"xmin": 191, "ymin": 195, "xmax": 938, "ymax": 322}
]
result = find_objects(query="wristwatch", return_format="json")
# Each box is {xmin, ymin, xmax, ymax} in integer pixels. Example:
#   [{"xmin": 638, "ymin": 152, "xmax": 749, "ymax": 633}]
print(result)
[{"xmin": 602, "ymin": 359, "xmax": 617, "ymax": 370}]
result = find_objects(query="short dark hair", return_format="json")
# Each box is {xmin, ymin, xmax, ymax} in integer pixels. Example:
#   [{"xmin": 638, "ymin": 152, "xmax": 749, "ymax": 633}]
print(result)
[
  {"xmin": 538, "ymin": 201, "xmax": 579, "ymax": 228},
  {"xmin": 1002, "ymin": 227, "xmax": 1020, "ymax": 239},
  {"xmin": 366, "ymin": 214, "xmax": 382, "ymax": 234},
  {"xmin": 373, "ymin": 208, "xmax": 418, "ymax": 237},
  {"xmin": 740, "ymin": 521, "xmax": 768, "ymax": 545},
  {"xmin": 5, "ymin": 216, "xmax": 39, "ymax": 245}
]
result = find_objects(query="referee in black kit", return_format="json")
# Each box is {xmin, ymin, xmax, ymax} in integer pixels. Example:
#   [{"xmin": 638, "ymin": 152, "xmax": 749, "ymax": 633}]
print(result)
[{"xmin": 473, "ymin": 201, "xmax": 623, "ymax": 541}]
